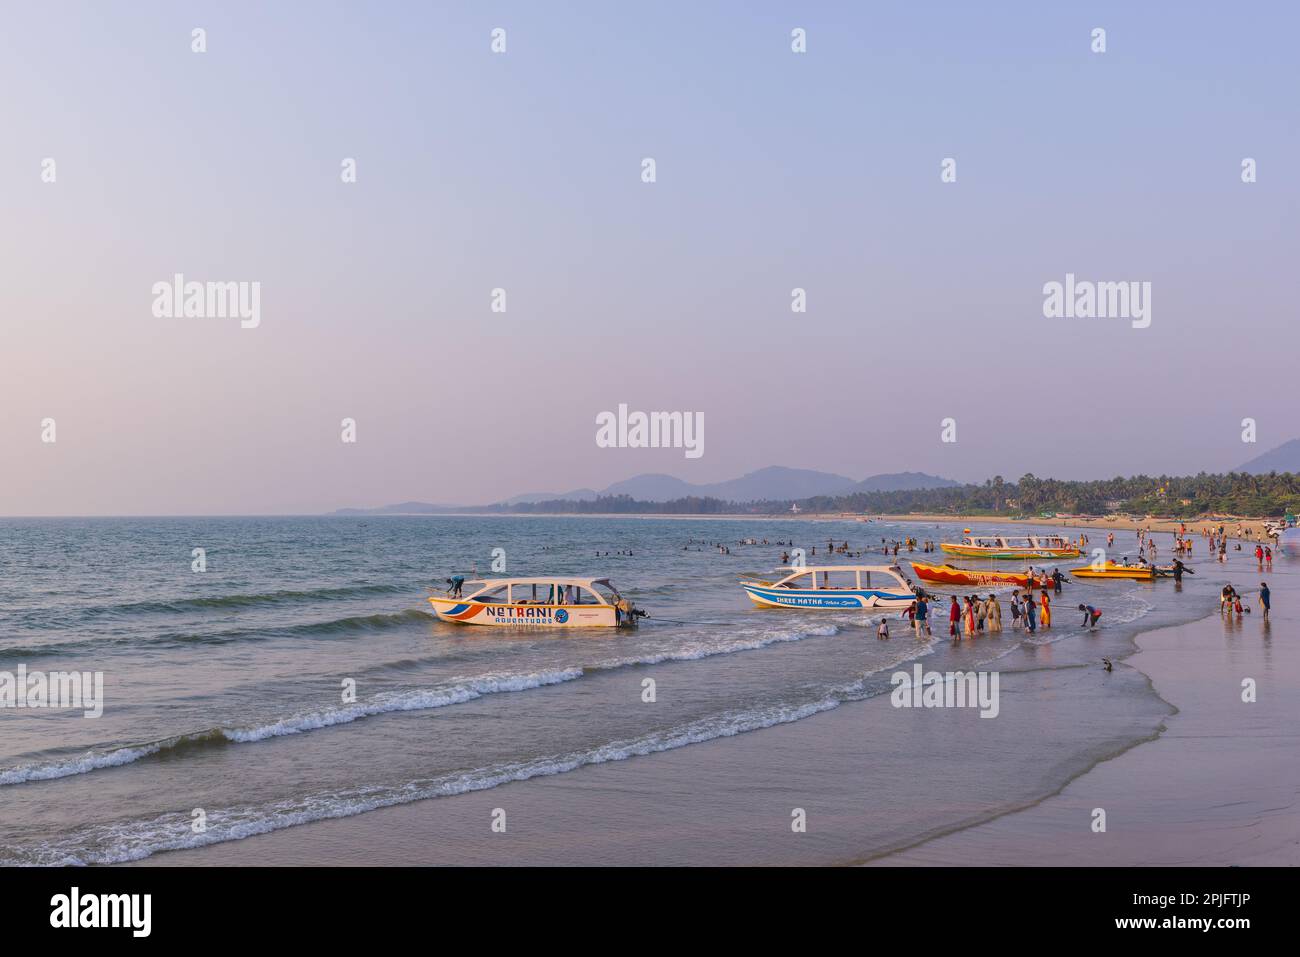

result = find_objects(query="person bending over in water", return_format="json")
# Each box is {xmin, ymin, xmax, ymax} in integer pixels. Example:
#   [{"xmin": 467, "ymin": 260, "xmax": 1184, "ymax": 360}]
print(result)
[{"xmin": 1078, "ymin": 604, "xmax": 1102, "ymax": 629}]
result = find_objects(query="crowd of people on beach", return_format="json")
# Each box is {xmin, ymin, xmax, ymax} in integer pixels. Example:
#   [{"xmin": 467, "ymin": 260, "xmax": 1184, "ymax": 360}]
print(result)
[{"xmin": 671, "ymin": 523, "xmax": 1280, "ymax": 644}]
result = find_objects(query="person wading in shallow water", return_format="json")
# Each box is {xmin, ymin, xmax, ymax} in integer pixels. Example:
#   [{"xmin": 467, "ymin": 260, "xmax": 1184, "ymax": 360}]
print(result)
[{"xmin": 986, "ymin": 594, "xmax": 1002, "ymax": 633}]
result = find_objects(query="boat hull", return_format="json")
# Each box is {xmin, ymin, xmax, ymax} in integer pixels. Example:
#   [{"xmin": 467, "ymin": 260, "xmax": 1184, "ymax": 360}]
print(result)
[
  {"xmin": 428, "ymin": 597, "xmax": 618, "ymax": 627},
  {"xmin": 741, "ymin": 583, "xmax": 915, "ymax": 610},
  {"xmin": 909, "ymin": 560, "xmax": 1046, "ymax": 589},
  {"xmin": 1069, "ymin": 566, "xmax": 1154, "ymax": 581}
]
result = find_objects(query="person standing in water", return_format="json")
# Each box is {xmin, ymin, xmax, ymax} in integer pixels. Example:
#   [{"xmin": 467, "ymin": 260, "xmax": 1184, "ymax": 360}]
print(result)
[
  {"xmin": 1260, "ymin": 582, "xmax": 1270, "ymax": 620},
  {"xmin": 915, "ymin": 596, "xmax": 931, "ymax": 636},
  {"xmin": 1023, "ymin": 595, "xmax": 1037, "ymax": 634},
  {"xmin": 948, "ymin": 596, "xmax": 961, "ymax": 638},
  {"xmin": 1039, "ymin": 589, "xmax": 1052, "ymax": 628},
  {"xmin": 987, "ymin": 594, "xmax": 1002, "ymax": 633}
]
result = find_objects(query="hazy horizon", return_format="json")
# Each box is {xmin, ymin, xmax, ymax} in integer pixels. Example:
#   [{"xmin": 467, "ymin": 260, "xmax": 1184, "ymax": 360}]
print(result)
[{"xmin": 4, "ymin": 2, "xmax": 1298, "ymax": 516}]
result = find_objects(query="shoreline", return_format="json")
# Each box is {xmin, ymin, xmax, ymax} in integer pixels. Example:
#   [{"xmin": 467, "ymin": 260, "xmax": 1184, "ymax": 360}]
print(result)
[
  {"xmin": 316, "ymin": 512, "xmax": 1280, "ymax": 542},
  {"xmin": 868, "ymin": 603, "xmax": 1299, "ymax": 866},
  {"xmin": 133, "ymin": 594, "xmax": 1249, "ymax": 867}
]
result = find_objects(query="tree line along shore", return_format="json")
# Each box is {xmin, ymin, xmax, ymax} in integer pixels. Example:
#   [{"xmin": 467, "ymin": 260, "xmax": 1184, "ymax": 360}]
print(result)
[{"xmin": 484, "ymin": 472, "xmax": 1300, "ymax": 520}]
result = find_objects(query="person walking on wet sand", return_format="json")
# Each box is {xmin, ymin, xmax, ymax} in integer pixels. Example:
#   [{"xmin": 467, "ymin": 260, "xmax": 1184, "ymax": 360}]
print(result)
[{"xmin": 1259, "ymin": 582, "xmax": 1270, "ymax": 620}]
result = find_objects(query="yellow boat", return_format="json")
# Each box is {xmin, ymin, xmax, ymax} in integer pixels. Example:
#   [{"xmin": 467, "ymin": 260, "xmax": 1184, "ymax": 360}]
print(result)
[
  {"xmin": 940, "ymin": 534, "xmax": 1081, "ymax": 560},
  {"xmin": 1069, "ymin": 563, "xmax": 1154, "ymax": 581}
]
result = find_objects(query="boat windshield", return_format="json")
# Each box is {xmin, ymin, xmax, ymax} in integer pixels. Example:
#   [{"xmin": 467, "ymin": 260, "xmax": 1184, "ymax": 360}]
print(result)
[{"xmin": 817, "ymin": 569, "xmax": 859, "ymax": 590}]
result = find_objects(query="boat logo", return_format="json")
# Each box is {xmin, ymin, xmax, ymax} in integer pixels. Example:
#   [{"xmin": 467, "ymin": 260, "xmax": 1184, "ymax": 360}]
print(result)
[{"xmin": 555, "ymin": 609, "xmax": 569, "ymax": 623}]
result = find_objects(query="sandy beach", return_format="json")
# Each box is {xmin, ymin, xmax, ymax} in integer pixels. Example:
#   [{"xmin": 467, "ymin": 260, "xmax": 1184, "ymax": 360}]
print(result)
[
  {"xmin": 875, "ymin": 514, "xmax": 1279, "ymax": 542},
  {"xmin": 872, "ymin": 602, "xmax": 1300, "ymax": 865}
]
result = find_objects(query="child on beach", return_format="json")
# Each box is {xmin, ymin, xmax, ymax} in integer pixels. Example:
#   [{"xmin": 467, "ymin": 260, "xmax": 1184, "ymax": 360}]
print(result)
[
  {"xmin": 877, "ymin": 618, "xmax": 890, "ymax": 640},
  {"xmin": 1220, "ymin": 584, "xmax": 1236, "ymax": 612},
  {"xmin": 1078, "ymin": 604, "xmax": 1102, "ymax": 629}
]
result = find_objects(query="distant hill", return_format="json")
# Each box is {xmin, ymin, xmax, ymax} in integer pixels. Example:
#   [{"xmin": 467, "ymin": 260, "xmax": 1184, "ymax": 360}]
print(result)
[
  {"xmin": 332, "ymin": 466, "xmax": 957, "ymax": 513},
  {"xmin": 500, "ymin": 488, "xmax": 599, "ymax": 505},
  {"xmin": 1238, "ymin": 439, "xmax": 1300, "ymax": 474},
  {"xmin": 852, "ymin": 471, "xmax": 961, "ymax": 493},
  {"xmin": 332, "ymin": 501, "xmax": 462, "ymax": 515},
  {"xmin": 603, "ymin": 466, "xmax": 863, "ymax": 503}
]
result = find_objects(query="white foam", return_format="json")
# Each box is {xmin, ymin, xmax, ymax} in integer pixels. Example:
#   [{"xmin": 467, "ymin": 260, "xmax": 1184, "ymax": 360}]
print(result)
[
  {"xmin": 0, "ymin": 669, "xmax": 583, "ymax": 786},
  {"xmin": 3, "ymin": 688, "xmax": 864, "ymax": 865}
]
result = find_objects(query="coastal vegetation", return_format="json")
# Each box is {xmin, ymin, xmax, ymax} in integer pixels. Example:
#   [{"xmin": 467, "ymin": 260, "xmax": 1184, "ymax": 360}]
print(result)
[{"xmin": 491, "ymin": 472, "xmax": 1300, "ymax": 518}]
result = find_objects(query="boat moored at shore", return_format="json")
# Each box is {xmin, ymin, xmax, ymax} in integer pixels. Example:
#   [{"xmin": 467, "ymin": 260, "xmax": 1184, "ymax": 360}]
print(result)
[
  {"xmin": 908, "ymin": 560, "xmax": 1051, "ymax": 589},
  {"xmin": 741, "ymin": 565, "xmax": 917, "ymax": 610},
  {"xmin": 428, "ymin": 577, "xmax": 642, "ymax": 627},
  {"xmin": 940, "ymin": 534, "xmax": 1081, "ymax": 560}
]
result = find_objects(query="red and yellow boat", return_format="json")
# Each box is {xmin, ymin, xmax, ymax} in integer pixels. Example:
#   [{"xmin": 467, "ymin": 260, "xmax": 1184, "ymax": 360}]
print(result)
[{"xmin": 909, "ymin": 560, "xmax": 1051, "ymax": 589}]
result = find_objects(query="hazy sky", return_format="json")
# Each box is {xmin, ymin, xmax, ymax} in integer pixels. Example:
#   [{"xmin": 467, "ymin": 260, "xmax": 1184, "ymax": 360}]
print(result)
[{"xmin": 2, "ymin": 1, "xmax": 1297, "ymax": 515}]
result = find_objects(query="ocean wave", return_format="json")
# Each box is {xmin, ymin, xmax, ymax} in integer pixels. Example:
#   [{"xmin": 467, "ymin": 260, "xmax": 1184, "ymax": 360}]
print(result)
[
  {"xmin": 3, "ymin": 690, "xmax": 863, "ymax": 865},
  {"xmin": 0, "ymin": 607, "xmax": 436, "ymax": 661},
  {"xmin": 0, "ymin": 618, "xmax": 915, "ymax": 789},
  {"xmin": 18, "ymin": 583, "xmax": 416, "ymax": 622},
  {"xmin": 0, "ymin": 670, "xmax": 581, "ymax": 786}
]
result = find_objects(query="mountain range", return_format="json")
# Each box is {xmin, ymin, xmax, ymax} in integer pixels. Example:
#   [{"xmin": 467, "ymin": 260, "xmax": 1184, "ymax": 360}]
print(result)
[
  {"xmin": 1238, "ymin": 438, "xmax": 1300, "ymax": 475},
  {"xmin": 332, "ymin": 466, "xmax": 959, "ymax": 514}
]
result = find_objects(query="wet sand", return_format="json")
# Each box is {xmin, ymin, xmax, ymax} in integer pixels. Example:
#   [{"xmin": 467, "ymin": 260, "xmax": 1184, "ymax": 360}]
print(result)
[{"xmin": 870, "ymin": 603, "xmax": 1299, "ymax": 866}]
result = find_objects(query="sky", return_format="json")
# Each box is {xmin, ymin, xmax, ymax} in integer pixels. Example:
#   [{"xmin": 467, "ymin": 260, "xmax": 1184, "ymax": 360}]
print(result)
[{"xmin": 2, "ymin": 1, "xmax": 1297, "ymax": 515}]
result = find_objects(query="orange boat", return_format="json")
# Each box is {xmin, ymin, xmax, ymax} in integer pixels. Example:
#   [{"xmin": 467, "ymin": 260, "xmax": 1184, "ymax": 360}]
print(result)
[{"xmin": 909, "ymin": 560, "xmax": 1051, "ymax": 589}]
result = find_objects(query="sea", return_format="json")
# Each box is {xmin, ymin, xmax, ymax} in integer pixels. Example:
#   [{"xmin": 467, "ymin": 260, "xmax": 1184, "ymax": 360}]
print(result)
[{"xmin": 0, "ymin": 515, "xmax": 1279, "ymax": 865}]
